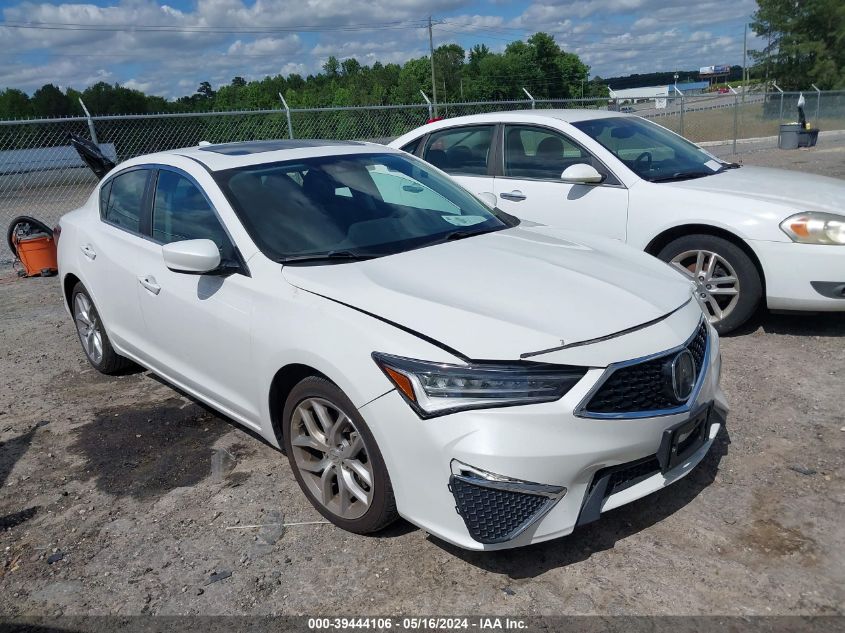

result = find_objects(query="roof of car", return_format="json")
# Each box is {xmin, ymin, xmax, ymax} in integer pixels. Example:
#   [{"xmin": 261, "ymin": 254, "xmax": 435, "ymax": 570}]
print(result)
[
  {"xmin": 409, "ymin": 109, "xmax": 629, "ymax": 126},
  {"xmin": 196, "ymin": 139, "xmax": 365, "ymax": 155},
  {"xmin": 387, "ymin": 108, "xmax": 630, "ymax": 149},
  {"xmin": 123, "ymin": 139, "xmax": 397, "ymax": 172},
  {"xmin": 501, "ymin": 108, "xmax": 629, "ymax": 123}
]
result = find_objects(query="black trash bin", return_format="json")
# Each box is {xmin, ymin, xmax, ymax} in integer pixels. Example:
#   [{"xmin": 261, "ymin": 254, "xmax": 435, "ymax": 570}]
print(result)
[{"xmin": 798, "ymin": 129, "xmax": 820, "ymax": 147}]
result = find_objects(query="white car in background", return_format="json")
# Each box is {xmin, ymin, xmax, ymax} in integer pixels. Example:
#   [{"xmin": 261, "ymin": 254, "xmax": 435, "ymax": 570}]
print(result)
[
  {"xmin": 391, "ymin": 111, "xmax": 845, "ymax": 333},
  {"xmin": 58, "ymin": 139, "xmax": 727, "ymax": 550}
]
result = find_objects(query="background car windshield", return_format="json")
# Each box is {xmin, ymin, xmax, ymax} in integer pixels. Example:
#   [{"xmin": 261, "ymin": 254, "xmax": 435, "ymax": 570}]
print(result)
[
  {"xmin": 572, "ymin": 117, "xmax": 723, "ymax": 182},
  {"xmin": 215, "ymin": 152, "xmax": 511, "ymax": 261}
]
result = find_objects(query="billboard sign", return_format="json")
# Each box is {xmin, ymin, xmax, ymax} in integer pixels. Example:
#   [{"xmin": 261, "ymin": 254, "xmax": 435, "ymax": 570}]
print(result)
[{"xmin": 699, "ymin": 64, "xmax": 731, "ymax": 76}]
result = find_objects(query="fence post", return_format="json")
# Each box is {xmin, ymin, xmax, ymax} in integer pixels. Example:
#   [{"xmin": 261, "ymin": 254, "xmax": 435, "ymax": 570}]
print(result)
[
  {"xmin": 78, "ymin": 98, "xmax": 99, "ymax": 144},
  {"xmin": 772, "ymin": 83, "xmax": 784, "ymax": 123},
  {"xmin": 278, "ymin": 93, "xmax": 294, "ymax": 139},
  {"xmin": 420, "ymin": 91, "xmax": 433, "ymax": 120},
  {"xmin": 728, "ymin": 85, "xmax": 739, "ymax": 155},
  {"xmin": 811, "ymin": 84, "xmax": 821, "ymax": 124},
  {"xmin": 522, "ymin": 87, "xmax": 536, "ymax": 109},
  {"xmin": 672, "ymin": 85, "xmax": 684, "ymax": 136}
]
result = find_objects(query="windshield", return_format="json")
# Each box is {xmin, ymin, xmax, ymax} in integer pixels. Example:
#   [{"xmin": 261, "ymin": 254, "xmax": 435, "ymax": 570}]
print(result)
[
  {"xmin": 215, "ymin": 152, "xmax": 514, "ymax": 263},
  {"xmin": 572, "ymin": 116, "xmax": 730, "ymax": 182}
]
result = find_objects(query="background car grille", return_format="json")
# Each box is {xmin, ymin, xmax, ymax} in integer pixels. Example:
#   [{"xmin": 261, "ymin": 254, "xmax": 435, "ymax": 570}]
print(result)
[
  {"xmin": 449, "ymin": 476, "xmax": 548, "ymax": 544},
  {"xmin": 584, "ymin": 321, "xmax": 708, "ymax": 415}
]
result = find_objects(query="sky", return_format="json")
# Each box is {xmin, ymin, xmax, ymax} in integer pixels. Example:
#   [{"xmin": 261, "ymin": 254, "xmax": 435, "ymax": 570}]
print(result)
[{"xmin": 0, "ymin": 0, "xmax": 764, "ymax": 98}]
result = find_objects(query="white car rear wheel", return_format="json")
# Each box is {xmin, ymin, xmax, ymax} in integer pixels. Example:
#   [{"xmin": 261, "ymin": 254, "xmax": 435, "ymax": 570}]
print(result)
[{"xmin": 71, "ymin": 282, "xmax": 134, "ymax": 374}]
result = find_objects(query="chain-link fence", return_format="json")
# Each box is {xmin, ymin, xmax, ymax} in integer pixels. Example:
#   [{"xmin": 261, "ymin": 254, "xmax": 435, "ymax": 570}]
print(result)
[{"xmin": 3, "ymin": 91, "xmax": 844, "ymax": 241}]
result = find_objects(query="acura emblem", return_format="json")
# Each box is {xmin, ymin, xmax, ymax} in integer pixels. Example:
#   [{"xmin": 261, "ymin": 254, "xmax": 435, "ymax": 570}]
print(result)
[{"xmin": 663, "ymin": 350, "xmax": 696, "ymax": 403}]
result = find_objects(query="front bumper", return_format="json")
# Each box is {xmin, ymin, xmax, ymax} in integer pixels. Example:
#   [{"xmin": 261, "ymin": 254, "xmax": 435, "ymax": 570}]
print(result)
[
  {"xmin": 749, "ymin": 239, "xmax": 845, "ymax": 311},
  {"xmin": 359, "ymin": 324, "xmax": 728, "ymax": 551}
]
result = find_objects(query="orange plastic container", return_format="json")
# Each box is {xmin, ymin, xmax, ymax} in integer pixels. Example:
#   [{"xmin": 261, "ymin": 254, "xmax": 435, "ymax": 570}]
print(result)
[{"xmin": 15, "ymin": 234, "xmax": 58, "ymax": 277}]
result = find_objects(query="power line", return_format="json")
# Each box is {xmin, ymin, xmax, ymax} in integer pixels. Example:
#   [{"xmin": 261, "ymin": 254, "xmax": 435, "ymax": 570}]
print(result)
[{"xmin": 0, "ymin": 18, "xmax": 437, "ymax": 34}]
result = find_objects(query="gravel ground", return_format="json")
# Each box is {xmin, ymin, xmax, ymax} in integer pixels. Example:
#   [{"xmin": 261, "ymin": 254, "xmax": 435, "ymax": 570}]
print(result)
[{"xmin": 0, "ymin": 144, "xmax": 843, "ymax": 619}]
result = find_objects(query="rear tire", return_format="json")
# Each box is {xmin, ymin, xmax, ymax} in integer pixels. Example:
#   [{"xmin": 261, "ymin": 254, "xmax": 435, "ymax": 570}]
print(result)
[
  {"xmin": 283, "ymin": 376, "xmax": 398, "ymax": 534},
  {"xmin": 657, "ymin": 234, "xmax": 762, "ymax": 334},
  {"xmin": 71, "ymin": 282, "xmax": 134, "ymax": 374}
]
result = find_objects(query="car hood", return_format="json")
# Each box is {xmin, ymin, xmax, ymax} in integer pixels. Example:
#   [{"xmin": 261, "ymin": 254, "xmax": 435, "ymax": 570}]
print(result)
[
  {"xmin": 668, "ymin": 165, "xmax": 845, "ymax": 215},
  {"xmin": 282, "ymin": 226, "xmax": 693, "ymax": 361}
]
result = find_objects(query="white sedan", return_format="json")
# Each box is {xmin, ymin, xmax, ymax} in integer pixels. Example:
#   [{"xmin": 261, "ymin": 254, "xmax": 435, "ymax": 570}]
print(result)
[
  {"xmin": 58, "ymin": 140, "xmax": 727, "ymax": 550},
  {"xmin": 390, "ymin": 111, "xmax": 845, "ymax": 333}
]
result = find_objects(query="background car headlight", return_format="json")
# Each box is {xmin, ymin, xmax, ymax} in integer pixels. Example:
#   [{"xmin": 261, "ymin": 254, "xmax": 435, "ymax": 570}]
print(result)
[
  {"xmin": 780, "ymin": 212, "xmax": 845, "ymax": 245},
  {"xmin": 372, "ymin": 352, "xmax": 587, "ymax": 418}
]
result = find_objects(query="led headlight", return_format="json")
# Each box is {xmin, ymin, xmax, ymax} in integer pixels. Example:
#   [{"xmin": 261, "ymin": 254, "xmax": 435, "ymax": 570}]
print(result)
[
  {"xmin": 372, "ymin": 352, "xmax": 587, "ymax": 418},
  {"xmin": 780, "ymin": 212, "xmax": 845, "ymax": 245}
]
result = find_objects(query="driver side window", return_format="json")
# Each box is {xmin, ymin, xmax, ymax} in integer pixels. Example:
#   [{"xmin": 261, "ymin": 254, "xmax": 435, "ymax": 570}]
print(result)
[
  {"xmin": 152, "ymin": 170, "xmax": 233, "ymax": 256},
  {"xmin": 503, "ymin": 125, "xmax": 617, "ymax": 184}
]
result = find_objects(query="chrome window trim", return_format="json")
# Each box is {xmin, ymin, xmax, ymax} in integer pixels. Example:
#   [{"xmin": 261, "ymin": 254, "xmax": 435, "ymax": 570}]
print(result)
[{"xmin": 573, "ymin": 318, "xmax": 710, "ymax": 420}]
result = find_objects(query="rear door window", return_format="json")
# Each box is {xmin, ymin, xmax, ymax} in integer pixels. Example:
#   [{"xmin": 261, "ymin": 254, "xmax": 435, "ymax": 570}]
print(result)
[
  {"xmin": 423, "ymin": 125, "xmax": 494, "ymax": 176},
  {"xmin": 101, "ymin": 169, "xmax": 149, "ymax": 233}
]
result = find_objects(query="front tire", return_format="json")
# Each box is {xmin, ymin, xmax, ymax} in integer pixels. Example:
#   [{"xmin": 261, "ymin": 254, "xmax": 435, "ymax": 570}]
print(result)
[
  {"xmin": 71, "ymin": 282, "xmax": 134, "ymax": 374},
  {"xmin": 282, "ymin": 376, "xmax": 398, "ymax": 534},
  {"xmin": 657, "ymin": 234, "xmax": 762, "ymax": 334}
]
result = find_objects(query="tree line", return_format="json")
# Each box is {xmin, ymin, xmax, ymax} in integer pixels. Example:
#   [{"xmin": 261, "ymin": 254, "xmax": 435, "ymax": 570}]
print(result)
[{"xmin": 0, "ymin": 32, "xmax": 610, "ymax": 120}]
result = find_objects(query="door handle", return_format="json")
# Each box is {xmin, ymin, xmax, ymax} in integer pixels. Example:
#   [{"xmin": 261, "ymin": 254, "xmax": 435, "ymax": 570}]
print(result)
[
  {"xmin": 138, "ymin": 275, "xmax": 161, "ymax": 296},
  {"xmin": 80, "ymin": 245, "xmax": 96, "ymax": 260},
  {"xmin": 499, "ymin": 190, "xmax": 526, "ymax": 202}
]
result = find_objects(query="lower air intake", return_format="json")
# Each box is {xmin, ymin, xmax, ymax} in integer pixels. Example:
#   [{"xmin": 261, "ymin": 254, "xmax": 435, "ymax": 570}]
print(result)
[{"xmin": 449, "ymin": 476, "xmax": 548, "ymax": 544}]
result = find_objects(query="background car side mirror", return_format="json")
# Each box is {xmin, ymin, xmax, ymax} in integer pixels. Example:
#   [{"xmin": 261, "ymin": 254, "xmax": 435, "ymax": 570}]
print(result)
[
  {"xmin": 162, "ymin": 239, "xmax": 222, "ymax": 274},
  {"xmin": 561, "ymin": 164, "xmax": 604, "ymax": 185},
  {"xmin": 476, "ymin": 192, "xmax": 497, "ymax": 208}
]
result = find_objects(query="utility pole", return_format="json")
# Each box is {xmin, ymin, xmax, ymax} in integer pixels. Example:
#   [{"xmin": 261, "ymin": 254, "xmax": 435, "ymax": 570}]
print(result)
[
  {"xmin": 742, "ymin": 22, "xmax": 747, "ymax": 102},
  {"xmin": 765, "ymin": 27, "xmax": 771, "ymax": 84},
  {"xmin": 428, "ymin": 16, "xmax": 438, "ymax": 118}
]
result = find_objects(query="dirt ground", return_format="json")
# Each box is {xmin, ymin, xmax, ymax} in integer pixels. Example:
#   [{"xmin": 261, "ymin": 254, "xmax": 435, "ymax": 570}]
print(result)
[{"xmin": 0, "ymin": 143, "xmax": 844, "ymax": 619}]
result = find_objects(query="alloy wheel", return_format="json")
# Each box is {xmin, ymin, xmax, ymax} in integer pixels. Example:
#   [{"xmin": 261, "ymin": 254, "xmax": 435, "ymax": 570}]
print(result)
[
  {"xmin": 289, "ymin": 397, "xmax": 374, "ymax": 520},
  {"xmin": 73, "ymin": 292, "xmax": 104, "ymax": 365},
  {"xmin": 670, "ymin": 249, "xmax": 740, "ymax": 323}
]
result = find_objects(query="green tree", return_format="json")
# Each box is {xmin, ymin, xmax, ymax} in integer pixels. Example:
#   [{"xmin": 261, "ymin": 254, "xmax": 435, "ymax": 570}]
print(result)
[
  {"xmin": 31, "ymin": 84, "xmax": 72, "ymax": 117},
  {"xmin": 0, "ymin": 88, "xmax": 32, "ymax": 119},
  {"xmin": 434, "ymin": 44, "xmax": 465, "ymax": 101},
  {"xmin": 322, "ymin": 56, "xmax": 340, "ymax": 78},
  {"xmin": 751, "ymin": 0, "xmax": 845, "ymax": 89}
]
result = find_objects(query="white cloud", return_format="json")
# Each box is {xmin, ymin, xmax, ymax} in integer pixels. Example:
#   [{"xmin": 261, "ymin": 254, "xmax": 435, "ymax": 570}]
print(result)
[{"xmin": 0, "ymin": 0, "xmax": 760, "ymax": 97}]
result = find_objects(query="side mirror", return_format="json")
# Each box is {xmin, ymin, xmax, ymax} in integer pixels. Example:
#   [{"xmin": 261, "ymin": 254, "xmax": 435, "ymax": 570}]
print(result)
[
  {"xmin": 476, "ymin": 192, "xmax": 497, "ymax": 208},
  {"xmin": 162, "ymin": 239, "xmax": 221, "ymax": 274},
  {"xmin": 561, "ymin": 164, "xmax": 604, "ymax": 185}
]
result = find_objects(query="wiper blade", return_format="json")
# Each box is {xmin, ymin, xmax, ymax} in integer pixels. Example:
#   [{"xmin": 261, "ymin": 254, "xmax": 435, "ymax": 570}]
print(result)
[
  {"xmin": 443, "ymin": 227, "xmax": 501, "ymax": 242},
  {"xmin": 279, "ymin": 250, "xmax": 379, "ymax": 264},
  {"xmin": 650, "ymin": 171, "xmax": 712, "ymax": 183},
  {"xmin": 717, "ymin": 162, "xmax": 742, "ymax": 170}
]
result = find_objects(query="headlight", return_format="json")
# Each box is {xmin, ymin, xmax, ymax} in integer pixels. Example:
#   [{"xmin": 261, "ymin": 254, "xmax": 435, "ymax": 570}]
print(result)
[
  {"xmin": 372, "ymin": 352, "xmax": 587, "ymax": 418},
  {"xmin": 780, "ymin": 212, "xmax": 845, "ymax": 245}
]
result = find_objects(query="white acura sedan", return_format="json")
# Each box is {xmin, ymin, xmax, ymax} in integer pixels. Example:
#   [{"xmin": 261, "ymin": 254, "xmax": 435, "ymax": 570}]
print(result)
[
  {"xmin": 390, "ymin": 111, "xmax": 845, "ymax": 333},
  {"xmin": 58, "ymin": 139, "xmax": 727, "ymax": 550}
]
